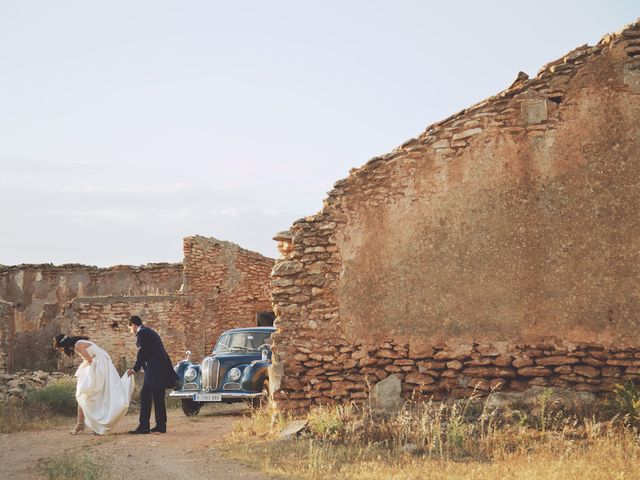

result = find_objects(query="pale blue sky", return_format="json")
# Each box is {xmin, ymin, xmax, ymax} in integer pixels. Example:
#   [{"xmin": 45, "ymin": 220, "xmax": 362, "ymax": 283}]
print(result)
[{"xmin": 0, "ymin": 2, "xmax": 637, "ymax": 266}]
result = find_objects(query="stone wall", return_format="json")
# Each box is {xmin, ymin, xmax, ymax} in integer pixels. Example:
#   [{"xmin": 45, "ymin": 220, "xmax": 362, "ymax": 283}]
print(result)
[
  {"xmin": 58, "ymin": 295, "xmax": 191, "ymax": 371},
  {"xmin": 0, "ymin": 263, "xmax": 182, "ymax": 371},
  {"xmin": 181, "ymin": 236, "xmax": 274, "ymax": 359},
  {"xmin": 270, "ymin": 20, "xmax": 640, "ymax": 409},
  {"xmin": 0, "ymin": 235, "xmax": 274, "ymax": 372},
  {"xmin": 0, "ymin": 301, "xmax": 15, "ymax": 373},
  {"xmin": 58, "ymin": 236, "xmax": 274, "ymax": 370}
]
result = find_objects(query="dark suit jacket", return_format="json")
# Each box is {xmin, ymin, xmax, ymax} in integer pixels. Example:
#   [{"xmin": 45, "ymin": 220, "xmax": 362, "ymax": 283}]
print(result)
[{"xmin": 133, "ymin": 326, "xmax": 179, "ymax": 389}]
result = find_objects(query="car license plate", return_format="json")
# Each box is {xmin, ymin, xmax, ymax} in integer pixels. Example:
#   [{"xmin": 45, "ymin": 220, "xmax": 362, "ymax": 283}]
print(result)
[{"xmin": 194, "ymin": 393, "xmax": 222, "ymax": 402}]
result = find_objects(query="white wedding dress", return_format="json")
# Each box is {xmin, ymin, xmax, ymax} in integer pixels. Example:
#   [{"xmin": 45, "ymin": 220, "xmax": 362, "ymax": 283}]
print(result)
[{"xmin": 75, "ymin": 340, "xmax": 134, "ymax": 435}]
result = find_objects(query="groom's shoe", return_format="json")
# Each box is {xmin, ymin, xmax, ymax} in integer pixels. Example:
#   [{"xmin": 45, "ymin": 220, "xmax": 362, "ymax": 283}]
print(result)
[
  {"xmin": 128, "ymin": 426, "xmax": 150, "ymax": 434},
  {"xmin": 150, "ymin": 425, "xmax": 166, "ymax": 434}
]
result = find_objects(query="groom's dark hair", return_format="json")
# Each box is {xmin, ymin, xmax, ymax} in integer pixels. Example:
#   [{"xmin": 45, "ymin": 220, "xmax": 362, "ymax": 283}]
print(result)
[{"xmin": 129, "ymin": 315, "xmax": 143, "ymax": 326}]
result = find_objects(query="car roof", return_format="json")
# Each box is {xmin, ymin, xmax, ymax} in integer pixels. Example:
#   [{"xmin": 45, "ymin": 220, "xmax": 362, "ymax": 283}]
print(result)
[{"xmin": 222, "ymin": 326, "xmax": 276, "ymax": 334}]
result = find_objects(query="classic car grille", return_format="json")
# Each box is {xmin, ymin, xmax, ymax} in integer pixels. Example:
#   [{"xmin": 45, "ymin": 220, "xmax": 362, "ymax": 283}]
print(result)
[
  {"xmin": 201, "ymin": 357, "xmax": 220, "ymax": 391},
  {"xmin": 183, "ymin": 383, "xmax": 199, "ymax": 391},
  {"xmin": 223, "ymin": 382, "xmax": 241, "ymax": 390}
]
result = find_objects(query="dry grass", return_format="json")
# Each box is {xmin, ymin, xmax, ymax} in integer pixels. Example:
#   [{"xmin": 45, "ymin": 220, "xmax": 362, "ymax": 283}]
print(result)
[
  {"xmin": 39, "ymin": 453, "xmax": 110, "ymax": 480},
  {"xmin": 223, "ymin": 390, "xmax": 640, "ymax": 479},
  {"xmin": 0, "ymin": 378, "xmax": 77, "ymax": 433},
  {"xmin": 0, "ymin": 401, "xmax": 71, "ymax": 433}
]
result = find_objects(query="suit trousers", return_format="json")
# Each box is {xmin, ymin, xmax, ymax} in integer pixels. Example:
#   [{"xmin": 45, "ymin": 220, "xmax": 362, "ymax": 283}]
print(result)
[{"xmin": 139, "ymin": 384, "xmax": 167, "ymax": 429}]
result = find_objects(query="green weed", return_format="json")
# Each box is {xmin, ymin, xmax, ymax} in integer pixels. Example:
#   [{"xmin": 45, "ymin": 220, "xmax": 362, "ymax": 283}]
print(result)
[
  {"xmin": 40, "ymin": 454, "xmax": 109, "ymax": 480},
  {"xmin": 26, "ymin": 379, "xmax": 77, "ymax": 416}
]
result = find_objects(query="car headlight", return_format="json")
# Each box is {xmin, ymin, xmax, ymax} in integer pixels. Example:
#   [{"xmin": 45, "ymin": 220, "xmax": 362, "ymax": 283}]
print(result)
[
  {"xmin": 228, "ymin": 367, "xmax": 241, "ymax": 381},
  {"xmin": 184, "ymin": 367, "xmax": 197, "ymax": 382}
]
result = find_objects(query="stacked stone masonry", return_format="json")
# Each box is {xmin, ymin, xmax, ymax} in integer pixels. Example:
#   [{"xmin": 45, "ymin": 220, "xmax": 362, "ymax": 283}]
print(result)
[
  {"xmin": 57, "ymin": 296, "xmax": 190, "ymax": 372},
  {"xmin": 1, "ymin": 236, "xmax": 274, "ymax": 372},
  {"xmin": 0, "ymin": 262, "xmax": 182, "ymax": 371},
  {"xmin": 270, "ymin": 20, "xmax": 640, "ymax": 410},
  {"xmin": 271, "ymin": 338, "xmax": 640, "ymax": 408},
  {"xmin": 59, "ymin": 236, "xmax": 273, "ymax": 370},
  {"xmin": 181, "ymin": 236, "xmax": 274, "ymax": 357}
]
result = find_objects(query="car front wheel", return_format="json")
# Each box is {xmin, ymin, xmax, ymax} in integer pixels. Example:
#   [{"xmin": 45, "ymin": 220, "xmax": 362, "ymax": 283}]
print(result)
[{"xmin": 181, "ymin": 398, "xmax": 202, "ymax": 416}]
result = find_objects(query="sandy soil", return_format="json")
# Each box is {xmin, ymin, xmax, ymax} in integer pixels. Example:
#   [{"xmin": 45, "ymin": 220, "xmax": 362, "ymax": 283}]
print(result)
[{"xmin": 0, "ymin": 404, "xmax": 275, "ymax": 480}]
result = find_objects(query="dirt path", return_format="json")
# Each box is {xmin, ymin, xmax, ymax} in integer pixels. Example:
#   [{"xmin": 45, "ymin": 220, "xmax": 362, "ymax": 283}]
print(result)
[{"xmin": 0, "ymin": 405, "xmax": 275, "ymax": 479}]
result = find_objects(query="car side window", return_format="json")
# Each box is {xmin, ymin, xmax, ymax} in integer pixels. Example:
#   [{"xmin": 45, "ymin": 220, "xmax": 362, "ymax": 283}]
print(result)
[{"xmin": 215, "ymin": 334, "xmax": 231, "ymax": 352}]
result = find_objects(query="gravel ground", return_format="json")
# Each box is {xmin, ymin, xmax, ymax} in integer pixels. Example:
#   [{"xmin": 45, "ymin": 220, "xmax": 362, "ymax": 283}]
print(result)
[{"xmin": 0, "ymin": 404, "xmax": 276, "ymax": 480}]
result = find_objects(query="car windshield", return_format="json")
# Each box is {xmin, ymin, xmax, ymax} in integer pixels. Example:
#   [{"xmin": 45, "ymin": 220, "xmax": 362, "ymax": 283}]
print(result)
[{"xmin": 213, "ymin": 331, "xmax": 272, "ymax": 353}]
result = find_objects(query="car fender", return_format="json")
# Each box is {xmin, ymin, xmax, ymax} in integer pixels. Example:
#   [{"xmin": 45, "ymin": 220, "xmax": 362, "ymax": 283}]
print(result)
[
  {"xmin": 175, "ymin": 361, "xmax": 200, "ymax": 387},
  {"xmin": 239, "ymin": 361, "xmax": 270, "ymax": 391}
]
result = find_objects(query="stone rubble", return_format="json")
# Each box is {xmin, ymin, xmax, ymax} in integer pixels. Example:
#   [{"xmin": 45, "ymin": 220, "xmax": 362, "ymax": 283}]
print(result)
[{"xmin": 0, "ymin": 370, "xmax": 70, "ymax": 403}]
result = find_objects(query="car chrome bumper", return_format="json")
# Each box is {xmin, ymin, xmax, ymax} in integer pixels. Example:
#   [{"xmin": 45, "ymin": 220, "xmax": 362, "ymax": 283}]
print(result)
[{"xmin": 169, "ymin": 390, "xmax": 262, "ymax": 399}]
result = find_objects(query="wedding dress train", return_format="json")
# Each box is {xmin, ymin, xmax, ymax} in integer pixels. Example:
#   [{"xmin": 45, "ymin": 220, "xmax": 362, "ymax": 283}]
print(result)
[{"xmin": 75, "ymin": 340, "xmax": 134, "ymax": 435}]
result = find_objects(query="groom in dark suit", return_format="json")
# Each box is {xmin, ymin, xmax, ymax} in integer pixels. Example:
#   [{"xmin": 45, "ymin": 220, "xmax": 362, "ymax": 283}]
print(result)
[{"xmin": 127, "ymin": 315, "xmax": 179, "ymax": 434}]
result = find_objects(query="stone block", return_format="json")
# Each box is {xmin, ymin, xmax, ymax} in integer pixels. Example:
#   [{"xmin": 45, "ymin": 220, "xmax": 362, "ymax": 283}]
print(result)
[
  {"xmin": 535, "ymin": 356, "xmax": 579, "ymax": 366},
  {"xmin": 369, "ymin": 374, "xmax": 403, "ymax": 416},
  {"xmin": 446, "ymin": 360, "xmax": 463, "ymax": 370},
  {"xmin": 417, "ymin": 360, "xmax": 447, "ymax": 370},
  {"xmin": 517, "ymin": 367, "xmax": 553, "ymax": 377},
  {"xmin": 377, "ymin": 349, "xmax": 398, "ymax": 359},
  {"xmin": 466, "ymin": 357, "xmax": 493, "ymax": 366},
  {"xmin": 431, "ymin": 139, "xmax": 450, "ymax": 149},
  {"xmin": 463, "ymin": 367, "xmax": 516, "ymax": 378},
  {"xmin": 272, "ymin": 260, "xmax": 304, "ymax": 276},
  {"xmin": 393, "ymin": 359, "xmax": 415, "ymax": 366},
  {"xmin": 574, "ymin": 365, "xmax": 600, "ymax": 378},
  {"xmin": 493, "ymin": 355, "xmax": 513, "ymax": 367},
  {"xmin": 520, "ymin": 99, "xmax": 547, "ymax": 124},
  {"xmin": 330, "ymin": 380, "xmax": 361, "ymax": 396},
  {"xmin": 451, "ymin": 128, "xmax": 482, "ymax": 142},
  {"xmin": 434, "ymin": 343, "xmax": 473, "ymax": 360},
  {"xmin": 468, "ymin": 378, "xmax": 491, "ymax": 391},
  {"xmin": 582, "ymin": 356, "xmax": 606, "ymax": 367},
  {"xmin": 408, "ymin": 340, "xmax": 434, "ymax": 359},
  {"xmin": 554, "ymin": 365, "xmax": 574, "ymax": 375},
  {"xmin": 404, "ymin": 372, "xmax": 436, "ymax": 385}
]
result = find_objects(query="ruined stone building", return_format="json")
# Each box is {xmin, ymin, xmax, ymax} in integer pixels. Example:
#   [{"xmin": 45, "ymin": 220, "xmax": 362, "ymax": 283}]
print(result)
[
  {"xmin": 0, "ymin": 236, "xmax": 274, "ymax": 372},
  {"xmin": 270, "ymin": 21, "xmax": 640, "ymax": 409}
]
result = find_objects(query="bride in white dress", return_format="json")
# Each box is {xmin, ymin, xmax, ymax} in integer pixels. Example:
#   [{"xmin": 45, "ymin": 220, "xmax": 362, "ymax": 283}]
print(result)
[{"xmin": 53, "ymin": 334, "xmax": 134, "ymax": 435}]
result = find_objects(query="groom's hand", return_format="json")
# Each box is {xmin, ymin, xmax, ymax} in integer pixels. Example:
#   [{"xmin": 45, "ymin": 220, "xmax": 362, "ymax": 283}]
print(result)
[{"xmin": 127, "ymin": 368, "xmax": 135, "ymax": 377}]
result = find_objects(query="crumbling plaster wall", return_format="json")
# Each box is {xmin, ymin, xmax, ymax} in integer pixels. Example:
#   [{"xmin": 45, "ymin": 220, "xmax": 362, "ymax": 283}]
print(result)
[
  {"xmin": 0, "ymin": 263, "xmax": 182, "ymax": 371},
  {"xmin": 0, "ymin": 301, "xmax": 15, "ymax": 372},
  {"xmin": 270, "ymin": 21, "xmax": 640, "ymax": 409}
]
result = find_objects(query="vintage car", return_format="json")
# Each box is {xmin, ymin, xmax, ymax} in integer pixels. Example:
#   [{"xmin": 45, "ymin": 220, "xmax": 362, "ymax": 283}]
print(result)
[{"xmin": 170, "ymin": 326, "xmax": 274, "ymax": 416}]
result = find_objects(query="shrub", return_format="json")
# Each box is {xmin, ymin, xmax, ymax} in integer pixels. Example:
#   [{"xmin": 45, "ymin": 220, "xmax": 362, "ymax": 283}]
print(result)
[
  {"xmin": 610, "ymin": 381, "xmax": 640, "ymax": 425},
  {"xmin": 0, "ymin": 379, "xmax": 77, "ymax": 433},
  {"xmin": 307, "ymin": 405, "xmax": 347, "ymax": 439},
  {"xmin": 26, "ymin": 379, "xmax": 77, "ymax": 416}
]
